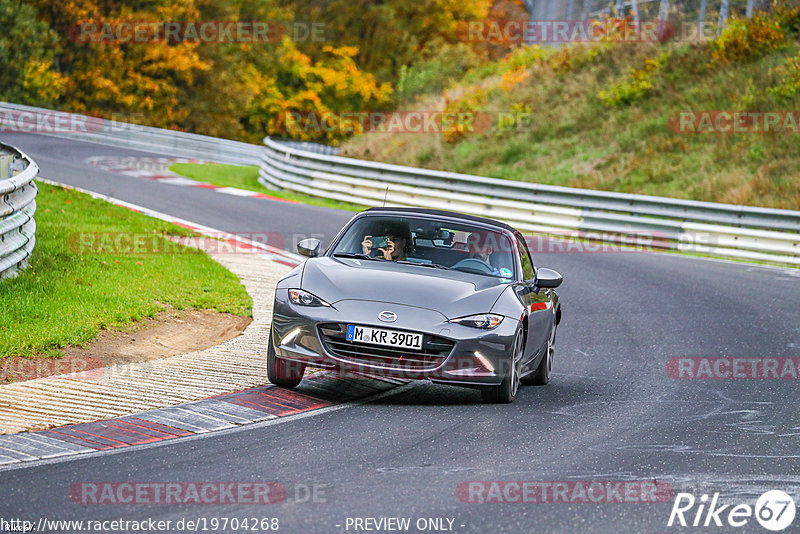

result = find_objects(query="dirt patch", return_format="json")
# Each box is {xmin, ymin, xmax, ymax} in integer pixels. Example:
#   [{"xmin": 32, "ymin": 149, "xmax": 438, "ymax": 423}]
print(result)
[
  {"xmin": 1, "ymin": 306, "xmax": 251, "ymax": 384},
  {"xmin": 64, "ymin": 306, "xmax": 251, "ymax": 365}
]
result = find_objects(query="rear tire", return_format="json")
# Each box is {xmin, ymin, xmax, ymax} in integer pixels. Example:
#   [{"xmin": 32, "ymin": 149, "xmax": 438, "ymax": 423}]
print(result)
[
  {"xmin": 267, "ymin": 326, "xmax": 305, "ymax": 388},
  {"xmin": 481, "ymin": 329, "xmax": 523, "ymax": 404}
]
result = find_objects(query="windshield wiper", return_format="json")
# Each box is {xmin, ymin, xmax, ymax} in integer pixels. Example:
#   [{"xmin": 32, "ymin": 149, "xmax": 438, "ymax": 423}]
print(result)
[
  {"xmin": 333, "ymin": 252, "xmax": 379, "ymax": 261},
  {"xmin": 334, "ymin": 254, "xmax": 450, "ymax": 269},
  {"xmin": 395, "ymin": 260, "xmax": 451, "ymax": 270}
]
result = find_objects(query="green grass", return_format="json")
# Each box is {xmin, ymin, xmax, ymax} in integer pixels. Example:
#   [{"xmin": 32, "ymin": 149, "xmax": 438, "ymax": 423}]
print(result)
[
  {"xmin": 340, "ymin": 10, "xmax": 800, "ymax": 210},
  {"xmin": 169, "ymin": 162, "xmax": 366, "ymax": 212},
  {"xmin": 0, "ymin": 182, "xmax": 252, "ymax": 359}
]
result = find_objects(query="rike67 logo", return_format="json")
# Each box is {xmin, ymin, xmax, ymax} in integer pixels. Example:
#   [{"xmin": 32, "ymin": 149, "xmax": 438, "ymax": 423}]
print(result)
[{"xmin": 668, "ymin": 490, "xmax": 796, "ymax": 531}]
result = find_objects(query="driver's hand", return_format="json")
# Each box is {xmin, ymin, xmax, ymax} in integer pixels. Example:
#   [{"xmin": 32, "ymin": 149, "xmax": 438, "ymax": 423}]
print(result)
[
  {"xmin": 361, "ymin": 235, "xmax": 372, "ymax": 255},
  {"xmin": 378, "ymin": 239, "xmax": 395, "ymax": 260}
]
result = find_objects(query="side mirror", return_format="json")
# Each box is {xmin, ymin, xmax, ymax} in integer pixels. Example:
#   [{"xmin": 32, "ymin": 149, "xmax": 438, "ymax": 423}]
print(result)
[
  {"xmin": 535, "ymin": 267, "xmax": 563, "ymax": 289},
  {"xmin": 297, "ymin": 238, "xmax": 321, "ymax": 258}
]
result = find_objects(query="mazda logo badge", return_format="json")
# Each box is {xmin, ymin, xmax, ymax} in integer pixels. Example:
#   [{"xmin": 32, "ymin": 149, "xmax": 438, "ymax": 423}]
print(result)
[{"xmin": 378, "ymin": 311, "xmax": 397, "ymax": 323}]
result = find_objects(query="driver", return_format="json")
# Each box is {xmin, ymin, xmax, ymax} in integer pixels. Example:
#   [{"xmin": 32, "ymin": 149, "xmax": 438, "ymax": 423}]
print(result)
[
  {"xmin": 467, "ymin": 231, "xmax": 501, "ymax": 275},
  {"xmin": 361, "ymin": 220, "xmax": 411, "ymax": 261}
]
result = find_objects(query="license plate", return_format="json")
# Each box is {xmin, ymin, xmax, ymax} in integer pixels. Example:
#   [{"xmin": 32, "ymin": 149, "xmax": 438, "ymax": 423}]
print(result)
[{"xmin": 346, "ymin": 325, "xmax": 423, "ymax": 350}]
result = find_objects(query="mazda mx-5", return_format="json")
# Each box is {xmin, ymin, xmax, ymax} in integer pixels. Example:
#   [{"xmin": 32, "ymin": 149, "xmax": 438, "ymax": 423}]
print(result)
[{"xmin": 268, "ymin": 208, "xmax": 563, "ymax": 403}]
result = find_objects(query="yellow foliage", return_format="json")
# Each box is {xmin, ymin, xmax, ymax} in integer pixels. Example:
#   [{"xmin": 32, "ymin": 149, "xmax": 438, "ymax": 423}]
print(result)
[
  {"xmin": 22, "ymin": 61, "xmax": 66, "ymax": 102},
  {"xmin": 712, "ymin": 14, "xmax": 785, "ymax": 63},
  {"xmin": 500, "ymin": 67, "xmax": 530, "ymax": 92},
  {"xmin": 249, "ymin": 41, "xmax": 393, "ymax": 143}
]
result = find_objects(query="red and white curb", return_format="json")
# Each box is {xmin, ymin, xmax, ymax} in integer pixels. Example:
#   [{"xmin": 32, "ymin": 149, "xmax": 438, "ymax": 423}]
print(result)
[
  {"xmin": 85, "ymin": 156, "xmax": 297, "ymax": 203},
  {"xmin": 0, "ymin": 179, "xmax": 409, "ymax": 468},
  {"xmin": 0, "ymin": 374, "xmax": 407, "ymax": 467}
]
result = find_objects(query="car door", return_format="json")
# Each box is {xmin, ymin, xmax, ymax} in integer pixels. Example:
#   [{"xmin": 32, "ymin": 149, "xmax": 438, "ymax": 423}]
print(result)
[{"xmin": 515, "ymin": 234, "xmax": 552, "ymax": 362}]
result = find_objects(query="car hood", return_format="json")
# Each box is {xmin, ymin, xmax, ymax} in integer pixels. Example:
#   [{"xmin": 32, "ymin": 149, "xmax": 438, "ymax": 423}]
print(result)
[{"xmin": 301, "ymin": 257, "xmax": 509, "ymax": 319}]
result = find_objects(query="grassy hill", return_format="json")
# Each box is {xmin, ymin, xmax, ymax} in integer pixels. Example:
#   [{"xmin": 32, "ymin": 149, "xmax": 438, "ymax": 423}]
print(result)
[{"xmin": 341, "ymin": 8, "xmax": 800, "ymax": 210}]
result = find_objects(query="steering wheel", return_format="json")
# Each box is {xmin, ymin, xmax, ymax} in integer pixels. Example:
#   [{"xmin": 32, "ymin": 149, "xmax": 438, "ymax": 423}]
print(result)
[{"xmin": 451, "ymin": 257, "xmax": 495, "ymax": 275}]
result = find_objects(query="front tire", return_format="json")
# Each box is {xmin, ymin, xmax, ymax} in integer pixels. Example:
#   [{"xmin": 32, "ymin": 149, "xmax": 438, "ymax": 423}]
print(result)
[
  {"xmin": 267, "ymin": 326, "xmax": 305, "ymax": 388},
  {"xmin": 525, "ymin": 319, "xmax": 555, "ymax": 386},
  {"xmin": 481, "ymin": 329, "xmax": 523, "ymax": 404}
]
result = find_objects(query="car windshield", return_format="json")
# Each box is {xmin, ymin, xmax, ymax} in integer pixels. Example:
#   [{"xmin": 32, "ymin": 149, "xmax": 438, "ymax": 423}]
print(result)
[{"xmin": 331, "ymin": 215, "xmax": 516, "ymax": 280}]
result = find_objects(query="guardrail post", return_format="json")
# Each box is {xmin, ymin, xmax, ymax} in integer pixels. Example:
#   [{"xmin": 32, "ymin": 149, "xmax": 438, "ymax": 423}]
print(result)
[{"xmin": 0, "ymin": 155, "xmax": 12, "ymax": 180}]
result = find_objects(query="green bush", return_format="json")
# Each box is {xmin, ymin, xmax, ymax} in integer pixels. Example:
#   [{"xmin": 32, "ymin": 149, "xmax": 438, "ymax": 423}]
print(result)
[
  {"xmin": 598, "ymin": 52, "xmax": 668, "ymax": 107},
  {"xmin": 768, "ymin": 50, "xmax": 800, "ymax": 98},
  {"xmin": 396, "ymin": 44, "xmax": 482, "ymax": 101}
]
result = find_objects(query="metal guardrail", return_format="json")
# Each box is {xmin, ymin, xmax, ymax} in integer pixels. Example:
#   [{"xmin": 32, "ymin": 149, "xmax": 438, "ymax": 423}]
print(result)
[
  {"xmin": 0, "ymin": 101, "xmax": 334, "ymax": 165},
  {"xmin": 1, "ymin": 100, "xmax": 796, "ymax": 266},
  {"xmin": 259, "ymin": 137, "xmax": 800, "ymax": 265},
  {"xmin": 271, "ymin": 140, "xmax": 339, "ymax": 156},
  {"xmin": 0, "ymin": 102, "xmax": 263, "ymax": 166},
  {"xmin": 0, "ymin": 144, "xmax": 38, "ymax": 278}
]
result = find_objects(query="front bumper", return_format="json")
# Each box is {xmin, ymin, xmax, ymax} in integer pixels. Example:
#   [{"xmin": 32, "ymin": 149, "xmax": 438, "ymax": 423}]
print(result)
[{"xmin": 271, "ymin": 297, "xmax": 518, "ymax": 386}]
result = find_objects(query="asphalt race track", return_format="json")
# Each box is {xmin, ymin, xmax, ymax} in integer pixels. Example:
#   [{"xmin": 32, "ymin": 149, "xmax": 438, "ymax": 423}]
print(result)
[
  {"xmin": 1, "ymin": 132, "xmax": 799, "ymax": 533},
  {"xmin": 2, "ymin": 133, "xmax": 354, "ymax": 250}
]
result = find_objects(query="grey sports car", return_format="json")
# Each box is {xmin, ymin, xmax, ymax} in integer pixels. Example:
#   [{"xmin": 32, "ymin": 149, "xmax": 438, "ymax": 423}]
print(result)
[{"xmin": 268, "ymin": 208, "xmax": 563, "ymax": 403}]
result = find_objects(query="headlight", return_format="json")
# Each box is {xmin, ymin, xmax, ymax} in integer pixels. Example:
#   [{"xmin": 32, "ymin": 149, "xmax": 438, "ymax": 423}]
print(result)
[
  {"xmin": 450, "ymin": 314, "xmax": 504, "ymax": 329},
  {"xmin": 288, "ymin": 289, "xmax": 331, "ymax": 307}
]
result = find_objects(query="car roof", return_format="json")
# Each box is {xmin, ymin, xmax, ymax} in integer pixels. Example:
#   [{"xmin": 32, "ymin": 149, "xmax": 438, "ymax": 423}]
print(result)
[{"xmin": 361, "ymin": 207, "xmax": 519, "ymax": 235}]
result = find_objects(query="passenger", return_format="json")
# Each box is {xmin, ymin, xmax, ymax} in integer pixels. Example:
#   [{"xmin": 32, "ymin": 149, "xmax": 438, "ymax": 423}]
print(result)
[
  {"xmin": 469, "ymin": 241, "xmax": 493, "ymax": 263},
  {"xmin": 361, "ymin": 221, "xmax": 411, "ymax": 261}
]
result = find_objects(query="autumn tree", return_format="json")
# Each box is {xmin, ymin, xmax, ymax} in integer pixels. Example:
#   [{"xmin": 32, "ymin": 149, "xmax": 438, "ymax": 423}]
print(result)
[
  {"xmin": 0, "ymin": 0, "xmax": 65, "ymax": 106},
  {"xmin": 8, "ymin": 0, "xmax": 485, "ymax": 142},
  {"xmin": 244, "ymin": 40, "xmax": 392, "ymax": 143},
  {"xmin": 280, "ymin": 0, "xmax": 492, "ymax": 81},
  {"xmin": 26, "ymin": 0, "xmax": 212, "ymax": 128}
]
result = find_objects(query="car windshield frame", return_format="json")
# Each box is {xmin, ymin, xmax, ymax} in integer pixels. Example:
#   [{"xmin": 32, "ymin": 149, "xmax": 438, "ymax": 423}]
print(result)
[{"xmin": 325, "ymin": 212, "xmax": 522, "ymax": 282}]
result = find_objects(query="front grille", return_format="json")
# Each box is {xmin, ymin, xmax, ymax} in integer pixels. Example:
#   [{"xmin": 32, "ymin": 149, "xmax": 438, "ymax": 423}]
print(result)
[{"xmin": 317, "ymin": 323, "xmax": 454, "ymax": 371}]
